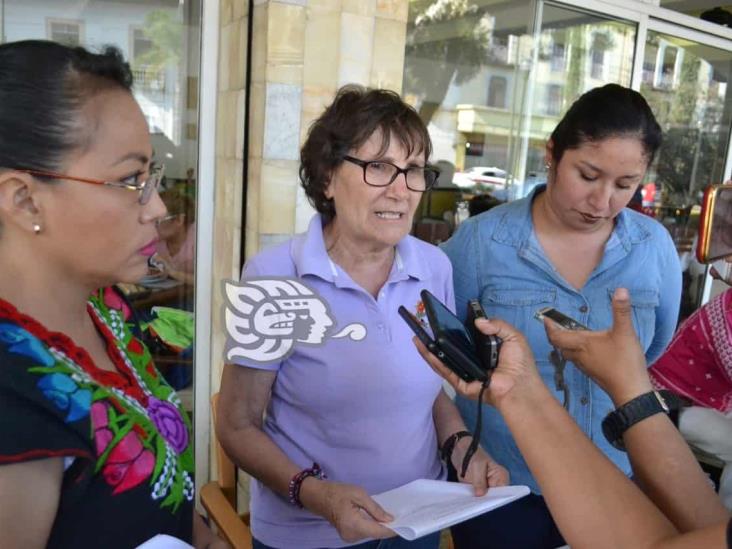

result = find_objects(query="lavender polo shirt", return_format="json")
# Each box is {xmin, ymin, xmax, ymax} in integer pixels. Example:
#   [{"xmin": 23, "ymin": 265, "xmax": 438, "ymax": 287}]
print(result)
[{"xmin": 229, "ymin": 214, "xmax": 454, "ymax": 548}]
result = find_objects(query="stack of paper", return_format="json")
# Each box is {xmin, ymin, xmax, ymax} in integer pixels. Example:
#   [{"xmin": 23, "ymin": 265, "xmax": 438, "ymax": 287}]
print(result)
[{"xmin": 373, "ymin": 479, "xmax": 530, "ymax": 540}]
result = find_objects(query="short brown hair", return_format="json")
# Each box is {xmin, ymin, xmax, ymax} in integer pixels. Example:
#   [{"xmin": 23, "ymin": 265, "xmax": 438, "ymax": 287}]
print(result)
[{"xmin": 299, "ymin": 85, "xmax": 432, "ymax": 222}]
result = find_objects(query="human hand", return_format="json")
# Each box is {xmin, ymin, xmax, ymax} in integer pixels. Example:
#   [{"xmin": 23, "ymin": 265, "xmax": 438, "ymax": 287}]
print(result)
[
  {"xmin": 452, "ymin": 440, "xmax": 510, "ymax": 496},
  {"xmin": 414, "ymin": 317, "xmax": 540, "ymax": 409},
  {"xmin": 299, "ymin": 479, "xmax": 395, "ymax": 543},
  {"xmin": 544, "ymin": 288, "xmax": 652, "ymax": 406},
  {"xmin": 193, "ymin": 511, "xmax": 232, "ymax": 549}
]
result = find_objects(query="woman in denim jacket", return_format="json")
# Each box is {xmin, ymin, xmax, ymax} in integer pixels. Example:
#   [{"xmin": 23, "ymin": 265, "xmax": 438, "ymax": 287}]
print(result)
[{"xmin": 442, "ymin": 84, "xmax": 682, "ymax": 548}]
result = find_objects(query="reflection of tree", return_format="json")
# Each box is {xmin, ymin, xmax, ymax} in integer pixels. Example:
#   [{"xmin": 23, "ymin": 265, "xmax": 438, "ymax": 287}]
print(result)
[
  {"xmin": 564, "ymin": 27, "xmax": 585, "ymax": 106},
  {"xmin": 404, "ymin": 0, "xmax": 492, "ymax": 124},
  {"xmin": 133, "ymin": 10, "xmax": 181, "ymax": 80},
  {"xmin": 649, "ymin": 52, "xmax": 725, "ymax": 207}
]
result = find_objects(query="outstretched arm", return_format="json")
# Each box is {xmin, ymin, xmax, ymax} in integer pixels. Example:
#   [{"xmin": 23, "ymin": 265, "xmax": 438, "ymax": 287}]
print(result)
[
  {"xmin": 415, "ymin": 298, "xmax": 729, "ymax": 548},
  {"xmin": 547, "ymin": 288, "xmax": 729, "ymax": 531}
]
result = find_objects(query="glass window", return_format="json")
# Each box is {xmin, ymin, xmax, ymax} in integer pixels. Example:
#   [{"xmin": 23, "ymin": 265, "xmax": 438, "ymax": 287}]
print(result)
[
  {"xmin": 403, "ymin": 0, "xmax": 534, "ymax": 240},
  {"xmin": 403, "ymin": 1, "xmax": 637, "ymax": 242},
  {"xmin": 591, "ymin": 47, "xmax": 604, "ymax": 79},
  {"xmin": 546, "ymin": 84, "xmax": 563, "ymax": 115},
  {"xmin": 641, "ymin": 31, "xmax": 732, "ymax": 319},
  {"xmin": 47, "ymin": 19, "xmax": 83, "ymax": 46},
  {"xmin": 3, "ymin": 0, "xmax": 203, "ymax": 406},
  {"xmin": 551, "ymin": 42, "xmax": 566, "ymax": 72},
  {"xmin": 487, "ymin": 76, "xmax": 507, "ymax": 108}
]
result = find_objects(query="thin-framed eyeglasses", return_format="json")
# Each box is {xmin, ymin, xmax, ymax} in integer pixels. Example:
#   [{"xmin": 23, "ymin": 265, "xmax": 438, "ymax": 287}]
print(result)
[
  {"xmin": 343, "ymin": 155, "xmax": 440, "ymax": 192},
  {"xmin": 10, "ymin": 163, "xmax": 165, "ymax": 205}
]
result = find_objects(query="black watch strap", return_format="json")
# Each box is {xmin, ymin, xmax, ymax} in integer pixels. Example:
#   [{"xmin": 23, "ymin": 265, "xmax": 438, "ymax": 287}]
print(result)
[
  {"xmin": 602, "ymin": 390, "xmax": 682, "ymax": 451},
  {"xmin": 440, "ymin": 430, "xmax": 472, "ymax": 463}
]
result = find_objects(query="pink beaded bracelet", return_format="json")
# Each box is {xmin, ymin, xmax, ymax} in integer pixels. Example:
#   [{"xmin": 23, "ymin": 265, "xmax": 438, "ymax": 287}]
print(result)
[{"xmin": 288, "ymin": 462, "xmax": 326, "ymax": 508}]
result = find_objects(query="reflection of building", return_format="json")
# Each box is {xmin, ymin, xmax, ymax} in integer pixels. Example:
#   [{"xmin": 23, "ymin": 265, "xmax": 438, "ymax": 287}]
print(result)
[{"xmin": 433, "ymin": 20, "xmax": 637, "ymax": 182}]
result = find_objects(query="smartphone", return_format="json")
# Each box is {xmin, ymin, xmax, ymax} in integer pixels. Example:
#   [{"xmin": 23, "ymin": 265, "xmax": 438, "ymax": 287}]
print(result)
[
  {"xmin": 534, "ymin": 307, "xmax": 588, "ymax": 331},
  {"xmin": 398, "ymin": 305, "xmax": 478, "ymax": 382},
  {"xmin": 697, "ymin": 184, "xmax": 732, "ymax": 263},
  {"xmin": 420, "ymin": 290, "xmax": 489, "ymax": 382}
]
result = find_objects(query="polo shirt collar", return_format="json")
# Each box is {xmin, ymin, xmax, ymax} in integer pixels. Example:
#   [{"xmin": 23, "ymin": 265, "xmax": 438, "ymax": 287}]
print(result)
[{"xmin": 292, "ymin": 214, "xmax": 430, "ymax": 284}]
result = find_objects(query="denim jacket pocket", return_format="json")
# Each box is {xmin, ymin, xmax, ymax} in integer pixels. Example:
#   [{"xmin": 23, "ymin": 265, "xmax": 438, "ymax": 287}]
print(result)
[
  {"xmin": 482, "ymin": 287, "xmax": 556, "ymax": 338},
  {"xmin": 607, "ymin": 288, "xmax": 659, "ymax": 351}
]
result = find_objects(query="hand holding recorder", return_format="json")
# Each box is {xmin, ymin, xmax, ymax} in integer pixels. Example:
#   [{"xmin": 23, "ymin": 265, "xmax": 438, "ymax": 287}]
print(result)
[{"xmin": 398, "ymin": 290, "xmax": 501, "ymax": 383}]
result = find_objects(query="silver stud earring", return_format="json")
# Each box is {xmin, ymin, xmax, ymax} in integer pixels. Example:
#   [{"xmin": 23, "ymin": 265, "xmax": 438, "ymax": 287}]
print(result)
[
  {"xmin": 33, "ymin": 223, "xmax": 42, "ymax": 235},
  {"xmin": 545, "ymin": 162, "xmax": 551, "ymax": 170}
]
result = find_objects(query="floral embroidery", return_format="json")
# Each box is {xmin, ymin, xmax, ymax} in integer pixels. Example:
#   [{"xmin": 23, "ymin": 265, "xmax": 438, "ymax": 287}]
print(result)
[
  {"xmin": 0, "ymin": 323, "xmax": 54, "ymax": 367},
  {"xmin": 103, "ymin": 286, "xmax": 132, "ymax": 321},
  {"xmin": 0, "ymin": 289, "xmax": 194, "ymax": 511},
  {"xmin": 93, "ymin": 402, "xmax": 155, "ymax": 495},
  {"xmin": 37, "ymin": 373, "xmax": 93, "ymax": 423},
  {"xmin": 147, "ymin": 397, "xmax": 189, "ymax": 454}
]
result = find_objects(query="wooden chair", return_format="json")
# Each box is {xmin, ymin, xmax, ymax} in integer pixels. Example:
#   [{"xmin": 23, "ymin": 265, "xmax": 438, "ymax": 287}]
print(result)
[{"xmin": 200, "ymin": 393, "xmax": 253, "ymax": 549}]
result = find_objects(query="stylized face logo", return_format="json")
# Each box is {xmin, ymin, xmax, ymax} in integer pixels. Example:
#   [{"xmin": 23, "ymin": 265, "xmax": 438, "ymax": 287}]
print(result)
[
  {"xmin": 251, "ymin": 296, "xmax": 333, "ymax": 344},
  {"xmin": 223, "ymin": 278, "xmax": 364, "ymax": 364}
]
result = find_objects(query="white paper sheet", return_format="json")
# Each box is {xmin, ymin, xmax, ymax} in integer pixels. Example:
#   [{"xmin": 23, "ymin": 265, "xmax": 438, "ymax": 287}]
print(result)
[
  {"xmin": 372, "ymin": 479, "xmax": 530, "ymax": 540},
  {"xmin": 135, "ymin": 534, "xmax": 195, "ymax": 549}
]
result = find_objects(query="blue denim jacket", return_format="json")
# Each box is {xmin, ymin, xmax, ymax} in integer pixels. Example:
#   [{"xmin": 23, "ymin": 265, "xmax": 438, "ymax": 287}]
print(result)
[{"xmin": 441, "ymin": 186, "xmax": 682, "ymax": 493}]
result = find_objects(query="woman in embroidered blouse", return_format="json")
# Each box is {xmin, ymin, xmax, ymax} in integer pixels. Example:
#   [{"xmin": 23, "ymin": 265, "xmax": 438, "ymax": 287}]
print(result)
[
  {"xmin": 441, "ymin": 84, "xmax": 682, "ymax": 548},
  {"xmin": 0, "ymin": 41, "xmax": 221, "ymax": 549}
]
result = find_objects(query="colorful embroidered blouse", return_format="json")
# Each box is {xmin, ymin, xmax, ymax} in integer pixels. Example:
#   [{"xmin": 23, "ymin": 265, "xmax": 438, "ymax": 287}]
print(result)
[{"xmin": 0, "ymin": 288, "xmax": 194, "ymax": 548}]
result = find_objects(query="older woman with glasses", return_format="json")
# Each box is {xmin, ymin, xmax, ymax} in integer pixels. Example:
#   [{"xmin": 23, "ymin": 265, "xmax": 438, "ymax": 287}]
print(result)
[
  {"xmin": 0, "ymin": 41, "xmax": 223, "ymax": 549},
  {"xmin": 217, "ymin": 85, "xmax": 508, "ymax": 549}
]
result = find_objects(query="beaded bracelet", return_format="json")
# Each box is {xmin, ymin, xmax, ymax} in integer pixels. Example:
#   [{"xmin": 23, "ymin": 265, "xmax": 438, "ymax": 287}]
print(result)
[
  {"xmin": 288, "ymin": 462, "xmax": 326, "ymax": 508},
  {"xmin": 440, "ymin": 430, "xmax": 472, "ymax": 464}
]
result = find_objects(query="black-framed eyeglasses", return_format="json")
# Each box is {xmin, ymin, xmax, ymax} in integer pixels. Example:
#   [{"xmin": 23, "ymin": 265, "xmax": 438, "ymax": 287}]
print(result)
[
  {"xmin": 10, "ymin": 163, "xmax": 165, "ymax": 205},
  {"xmin": 343, "ymin": 155, "xmax": 440, "ymax": 192}
]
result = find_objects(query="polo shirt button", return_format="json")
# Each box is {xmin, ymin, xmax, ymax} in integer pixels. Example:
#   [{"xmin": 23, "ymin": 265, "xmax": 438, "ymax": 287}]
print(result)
[
  {"xmin": 579, "ymin": 305, "xmax": 588, "ymax": 313},
  {"xmin": 378, "ymin": 324, "xmax": 384, "ymax": 330},
  {"xmin": 580, "ymin": 396, "xmax": 589, "ymax": 405}
]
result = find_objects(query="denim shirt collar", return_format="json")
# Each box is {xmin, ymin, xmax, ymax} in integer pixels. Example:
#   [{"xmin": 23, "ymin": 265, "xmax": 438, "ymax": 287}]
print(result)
[
  {"xmin": 292, "ymin": 214, "xmax": 430, "ymax": 288},
  {"xmin": 492, "ymin": 184, "xmax": 652, "ymax": 290}
]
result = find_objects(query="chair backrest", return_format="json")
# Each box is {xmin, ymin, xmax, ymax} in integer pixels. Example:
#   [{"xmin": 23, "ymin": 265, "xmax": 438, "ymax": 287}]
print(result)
[{"xmin": 211, "ymin": 392, "xmax": 237, "ymax": 507}]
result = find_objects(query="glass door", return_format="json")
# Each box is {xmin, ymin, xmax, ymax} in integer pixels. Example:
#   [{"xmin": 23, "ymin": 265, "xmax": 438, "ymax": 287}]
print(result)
[
  {"xmin": 510, "ymin": 2, "xmax": 639, "ymax": 199},
  {"xmin": 639, "ymin": 22, "xmax": 732, "ymax": 318}
]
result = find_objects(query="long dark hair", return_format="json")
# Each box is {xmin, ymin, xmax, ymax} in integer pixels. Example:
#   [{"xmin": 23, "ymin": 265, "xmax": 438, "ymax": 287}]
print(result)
[{"xmin": 0, "ymin": 40, "xmax": 133, "ymax": 173}]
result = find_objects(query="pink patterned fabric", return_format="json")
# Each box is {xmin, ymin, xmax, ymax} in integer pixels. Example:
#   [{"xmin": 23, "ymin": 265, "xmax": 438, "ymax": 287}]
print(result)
[{"xmin": 650, "ymin": 289, "xmax": 732, "ymax": 413}]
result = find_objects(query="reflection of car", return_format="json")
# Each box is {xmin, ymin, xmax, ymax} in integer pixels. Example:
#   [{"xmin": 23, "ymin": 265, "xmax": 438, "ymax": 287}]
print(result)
[{"xmin": 452, "ymin": 166, "xmax": 507, "ymax": 189}]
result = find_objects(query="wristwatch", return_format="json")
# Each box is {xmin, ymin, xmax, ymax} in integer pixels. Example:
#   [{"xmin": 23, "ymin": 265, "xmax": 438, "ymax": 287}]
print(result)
[{"xmin": 601, "ymin": 390, "xmax": 674, "ymax": 451}]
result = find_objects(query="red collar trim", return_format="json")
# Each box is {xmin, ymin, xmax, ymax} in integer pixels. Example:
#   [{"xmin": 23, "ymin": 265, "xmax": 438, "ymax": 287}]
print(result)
[{"xmin": 0, "ymin": 294, "xmax": 147, "ymax": 404}]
